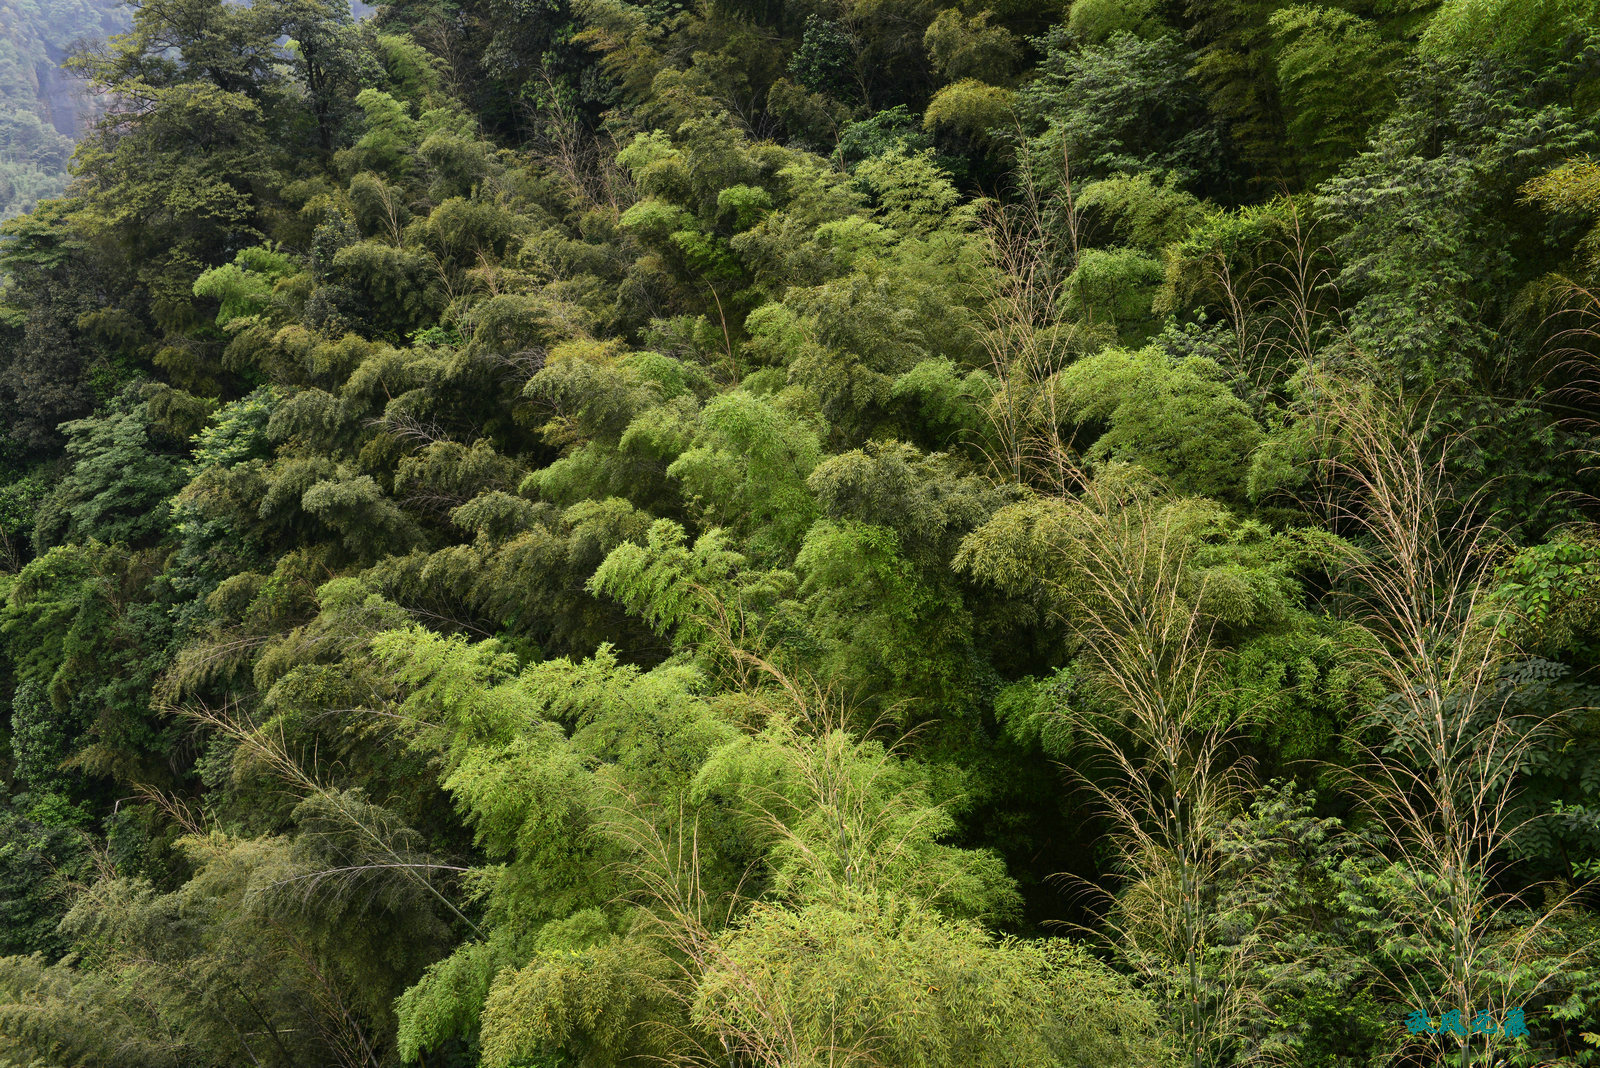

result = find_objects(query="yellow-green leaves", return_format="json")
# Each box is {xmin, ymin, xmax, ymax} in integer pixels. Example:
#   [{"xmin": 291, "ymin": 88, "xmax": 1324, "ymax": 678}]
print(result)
[
  {"xmin": 667, "ymin": 391, "xmax": 822, "ymax": 561},
  {"xmin": 695, "ymin": 895, "xmax": 1164, "ymax": 1068},
  {"xmin": 1055, "ymin": 347, "xmax": 1264, "ymax": 501}
]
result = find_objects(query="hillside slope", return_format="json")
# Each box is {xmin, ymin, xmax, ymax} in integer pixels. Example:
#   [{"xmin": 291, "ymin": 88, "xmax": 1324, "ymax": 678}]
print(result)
[
  {"xmin": 0, "ymin": 0, "xmax": 125, "ymax": 218},
  {"xmin": 1, "ymin": 0, "xmax": 1599, "ymax": 1064}
]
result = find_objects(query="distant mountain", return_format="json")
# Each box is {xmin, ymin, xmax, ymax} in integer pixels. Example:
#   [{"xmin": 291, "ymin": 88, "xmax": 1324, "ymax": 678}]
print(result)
[
  {"xmin": 1, "ymin": 0, "xmax": 382, "ymax": 220},
  {"xmin": 0, "ymin": 0, "xmax": 128, "ymax": 219}
]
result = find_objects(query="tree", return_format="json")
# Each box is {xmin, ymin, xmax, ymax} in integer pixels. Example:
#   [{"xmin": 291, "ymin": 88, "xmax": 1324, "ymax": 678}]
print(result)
[{"xmin": 32, "ymin": 388, "xmax": 185, "ymax": 552}]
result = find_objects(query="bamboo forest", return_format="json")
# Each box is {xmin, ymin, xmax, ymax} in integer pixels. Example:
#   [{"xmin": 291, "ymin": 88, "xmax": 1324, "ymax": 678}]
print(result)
[{"xmin": 1, "ymin": 0, "xmax": 1600, "ymax": 1062}]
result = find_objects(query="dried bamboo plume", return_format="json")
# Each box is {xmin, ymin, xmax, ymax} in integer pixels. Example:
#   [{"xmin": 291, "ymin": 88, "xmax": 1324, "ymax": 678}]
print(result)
[{"xmin": 1304, "ymin": 370, "xmax": 1592, "ymax": 1066}]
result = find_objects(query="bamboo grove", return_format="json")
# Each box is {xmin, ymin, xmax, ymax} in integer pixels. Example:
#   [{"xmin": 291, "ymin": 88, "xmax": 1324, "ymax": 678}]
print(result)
[{"xmin": 2, "ymin": 0, "xmax": 1600, "ymax": 1063}]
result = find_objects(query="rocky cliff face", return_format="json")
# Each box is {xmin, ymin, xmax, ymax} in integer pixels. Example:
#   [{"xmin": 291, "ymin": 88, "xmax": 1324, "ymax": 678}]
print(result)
[
  {"xmin": 36, "ymin": 42, "xmax": 86, "ymax": 138},
  {"xmin": 0, "ymin": 0, "xmax": 126, "ymax": 218}
]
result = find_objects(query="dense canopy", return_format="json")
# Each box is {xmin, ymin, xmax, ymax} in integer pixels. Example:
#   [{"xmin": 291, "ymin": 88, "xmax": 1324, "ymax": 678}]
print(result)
[{"xmin": 2, "ymin": 0, "xmax": 1600, "ymax": 1064}]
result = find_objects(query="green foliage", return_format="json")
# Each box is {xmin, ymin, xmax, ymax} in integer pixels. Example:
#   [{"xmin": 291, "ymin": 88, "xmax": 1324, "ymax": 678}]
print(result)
[
  {"xmin": 696, "ymin": 711, "xmax": 1020, "ymax": 918},
  {"xmin": 0, "ymin": 809, "xmax": 90, "ymax": 957},
  {"xmin": 0, "ymin": 202, "xmax": 126, "ymax": 450},
  {"xmin": 889, "ymin": 358, "xmax": 995, "ymax": 448},
  {"xmin": 191, "ymin": 245, "xmax": 299, "ymax": 327},
  {"xmin": 1316, "ymin": 51, "xmax": 1591, "ymax": 391},
  {"xmin": 589, "ymin": 518, "xmax": 758, "ymax": 645},
  {"xmin": 1495, "ymin": 533, "xmax": 1600, "ymax": 660},
  {"xmin": 695, "ymin": 894, "xmax": 1166, "ymax": 1068},
  {"xmin": 795, "ymin": 518, "xmax": 979, "ymax": 715},
  {"xmin": 2, "ymin": 0, "xmax": 1599, "ymax": 1064},
  {"xmin": 477, "ymin": 937, "xmax": 674, "ymax": 1068},
  {"xmin": 0, "ymin": 826, "xmax": 451, "ymax": 1068},
  {"xmin": 838, "ymin": 106, "xmax": 937, "ymax": 164},
  {"xmin": 372, "ymin": 632, "xmax": 727, "ymax": 1062},
  {"xmin": 1063, "ymin": 247, "xmax": 1165, "ymax": 343},
  {"xmin": 1269, "ymin": 6, "xmax": 1402, "ymax": 182},
  {"xmin": 1186, "ymin": 0, "xmax": 1296, "ymax": 185},
  {"xmin": 1212, "ymin": 781, "xmax": 1391, "ymax": 1067},
  {"xmin": 922, "ymin": 79, "xmax": 1016, "ymax": 144},
  {"xmin": 29, "ymin": 395, "xmax": 182, "ymax": 551},
  {"xmin": 790, "ymin": 15, "xmax": 858, "ymax": 98},
  {"xmin": 1078, "ymin": 172, "xmax": 1210, "ymax": 251},
  {"xmin": 923, "ymin": 10, "xmax": 1023, "ymax": 85},
  {"xmin": 1524, "ymin": 154, "xmax": 1600, "ymax": 277},
  {"xmin": 1018, "ymin": 27, "xmax": 1231, "ymax": 191},
  {"xmin": 1496, "ymin": 659, "xmax": 1600, "ymax": 882},
  {"xmin": 667, "ymin": 390, "xmax": 822, "ymax": 561},
  {"xmin": 1420, "ymin": 0, "xmax": 1600, "ymax": 63},
  {"xmin": 1055, "ymin": 347, "xmax": 1264, "ymax": 500},
  {"xmin": 1214, "ymin": 616, "xmax": 1381, "ymax": 760},
  {"xmin": 1068, "ymin": 0, "xmax": 1167, "ymax": 42},
  {"xmin": 2, "ymin": 538, "xmax": 178, "ymax": 784},
  {"xmin": 8, "ymin": 679, "xmax": 84, "ymax": 814}
]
